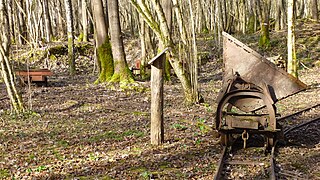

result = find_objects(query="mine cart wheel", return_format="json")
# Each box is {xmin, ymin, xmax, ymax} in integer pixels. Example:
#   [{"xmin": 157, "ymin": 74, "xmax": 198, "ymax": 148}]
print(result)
[
  {"xmin": 267, "ymin": 137, "xmax": 274, "ymax": 147},
  {"xmin": 265, "ymin": 135, "xmax": 275, "ymax": 151},
  {"xmin": 220, "ymin": 133, "xmax": 232, "ymax": 146}
]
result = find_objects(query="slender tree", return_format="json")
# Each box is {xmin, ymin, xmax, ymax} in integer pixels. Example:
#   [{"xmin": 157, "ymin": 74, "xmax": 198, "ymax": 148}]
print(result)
[
  {"xmin": 64, "ymin": 0, "xmax": 76, "ymax": 75},
  {"xmin": 256, "ymin": 0, "xmax": 272, "ymax": 49},
  {"xmin": 16, "ymin": 0, "xmax": 27, "ymax": 44},
  {"xmin": 58, "ymin": 0, "xmax": 66, "ymax": 38},
  {"xmin": 287, "ymin": 0, "xmax": 298, "ymax": 78},
  {"xmin": 82, "ymin": 0, "xmax": 88, "ymax": 42},
  {"xmin": 131, "ymin": 0, "xmax": 194, "ymax": 103},
  {"xmin": 108, "ymin": 0, "xmax": 134, "ymax": 84},
  {"xmin": 311, "ymin": 0, "xmax": 319, "ymax": 20},
  {"xmin": 161, "ymin": 0, "xmax": 173, "ymax": 81},
  {"xmin": 0, "ymin": 0, "xmax": 24, "ymax": 113},
  {"xmin": 43, "ymin": 0, "xmax": 53, "ymax": 42}
]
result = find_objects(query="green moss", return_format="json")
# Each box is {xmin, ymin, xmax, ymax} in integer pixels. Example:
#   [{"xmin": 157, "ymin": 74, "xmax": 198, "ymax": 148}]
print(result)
[
  {"xmin": 75, "ymin": 43, "xmax": 93, "ymax": 55},
  {"xmin": 95, "ymin": 38, "xmax": 114, "ymax": 84},
  {"xmin": 78, "ymin": 32, "xmax": 84, "ymax": 42},
  {"xmin": 109, "ymin": 60, "xmax": 134, "ymax": 85},
  {"xmin": 202, "ymin": 26, "xmax": 209, "ymax": 34},
  {"xmin": 0, "ymin": 169, "xmax": 10, "ymax": 179},
  {"xmin": 259, "ymin": 25, "xmax": 271, "ymax": 49},
  {"xmin": 164, "ymin": 57, "xmax": 171, "ymax": 81},
  {"xmin": 67, "ymin": 33, "xmax": 75, "ymax": 75},
  {"xmin": 48, "ymin": 45, "xmax": 68, "ymax": 55},
  {"xmin": 247, "ymin": 15, "xmax": 256, "ymax": 34},
  {"xmin": 49, "ymin": 54, "xmax": 57, "ymax": 61}
]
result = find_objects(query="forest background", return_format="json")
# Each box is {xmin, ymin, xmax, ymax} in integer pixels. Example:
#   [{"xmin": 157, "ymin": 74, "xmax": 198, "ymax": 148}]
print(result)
[{"xmin": 0, "ymin": 0, "xmax": 319, "ymax": 179}]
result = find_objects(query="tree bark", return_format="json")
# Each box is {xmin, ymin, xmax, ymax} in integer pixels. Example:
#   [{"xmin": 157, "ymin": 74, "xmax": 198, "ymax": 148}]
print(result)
[
  {"xmin": 108, "ymin": 0, "xmax": 133, "ymax": 84},
  {"xmin": 43, "ymin": 0, "xmax": 53, "ymax": 42},
  {"xmin": 64, "ymin": 0, "xmax": 76, "ymax": 75},
  {"xmin": 82, "ymin": 0, "xmax": 88, "ymax": 42},
  {"xmin": 131, "ymin": 0, "xmax": 194, "ymax": 103},
  {"xmin": 311, "ymin": 0, "xmax": 318, "ymax": 20},
  {"xmin": 58, "ymin": 0, "xmax": 65, "ymax": 38},
  {"xmin": 287, "ymin": 0, "xmax": 298, "ymax": 78},
  {"xmin": 16, "ymin": 0, "xmax": 27, "ymax": 44},
  {"xmin": 161, "ymin": 0, "xmax": 172, "ymax": 81},
  {"xmin": 256, "ymin": 0, "xmax": 271, "ymax": 49},
  {"xmin": 92, "ymin": 0, "xmax": 114, "ymax": 83},
  {"xmin": 0, "ymin": 0, "xmax": 24, "ymax": 113},
  {"xmin": 139, "ymin": 16, "xmax": 147, "ymax": 79}
]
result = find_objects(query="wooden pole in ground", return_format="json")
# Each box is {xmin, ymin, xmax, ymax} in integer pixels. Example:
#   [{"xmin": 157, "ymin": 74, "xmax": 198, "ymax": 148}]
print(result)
[{"xmin": 148, "ymin": 48, "xmax": 168, "ymax": 145}]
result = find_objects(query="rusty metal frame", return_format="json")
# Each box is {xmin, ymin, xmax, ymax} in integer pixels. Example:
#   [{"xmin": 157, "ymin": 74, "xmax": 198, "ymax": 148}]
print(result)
[{"xmin": 216, "ymin": 90, "xmax": 276, "ymax": 131}]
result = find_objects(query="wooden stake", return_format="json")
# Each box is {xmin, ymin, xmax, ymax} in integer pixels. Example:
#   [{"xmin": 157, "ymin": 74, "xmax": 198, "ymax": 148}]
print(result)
[{"xmin": 148, "ymin": 48, "xmax": 168, "ymax": 145}]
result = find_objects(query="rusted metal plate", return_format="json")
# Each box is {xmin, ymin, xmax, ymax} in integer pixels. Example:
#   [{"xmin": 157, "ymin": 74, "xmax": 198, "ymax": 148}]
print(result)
[
  {"xmin": 222, "ymin": 32, "xmax": 307, "ymax": 101},
  {"xmin": 226, "ymin": 116, "xmax": 259, "ymax": 129},
  {"xmin": 229, "ymin": 96, "xmax": 264, "ymax": 112}
]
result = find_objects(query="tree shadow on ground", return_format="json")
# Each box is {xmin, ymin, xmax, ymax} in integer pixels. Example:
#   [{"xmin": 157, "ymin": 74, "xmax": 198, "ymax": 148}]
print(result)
[{"xmin": 65, "ymin": 140, "xmax": 220, "ymax": 179}]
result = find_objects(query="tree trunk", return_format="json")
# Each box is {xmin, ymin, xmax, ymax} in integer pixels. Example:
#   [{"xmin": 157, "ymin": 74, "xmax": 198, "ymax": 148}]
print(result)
[
  {"xmin": 92, "ymin": 0, "xmax": 114, "ymax": 83},
  {"xmin": 17, "ymin": 0, "xmax": 27, "ymax": 44},
  {"xmin": 188, "ymin": 0, "xmax": 199, "ymax": 103},
  {"xmin": 64, "ymin": 0, "xmax": 76, "ymax": 75},
  {"xmin": 131, "ymin": 0, "xmax": 194, "ymax": 103},
  {"xmin": 172, "ymin": 0, "xmax": 188, "ymax": 45},
  {"xmin": 43, "ymin": 0, "xmax": 53, "ymax": 42},
  {"xmin": 256, "ymin": 0, "xmax": 271, "ymax": 49},
  {"xmin": 0, "ymin": 0, "xmax": 24, "ymax": 113},
  {"xmin": 275, "ymin": 0, "xmax": 282, "ymax": 31},
  {"xmin": 161, "ymin": 0, "xmax": 172, "ymax": 81},
  {"xmin": 72, "ymin": 0, "xmax": 80, "ymax": 35},
  {"xmin": 108, "ymin": 0, "xmax": 133, "ymax": 84},
  {"xmin": 58, "ymin": 0, "xmax": 65, "ymax": 38},
  {"xmin": 311, "ymin": 0, "xmax": 318, "ymax": 20},
  {"xmin": 287, "ymin": 0, "xmax": 298, "ymax": 78},
  {"xmin": 82, "ymin": 0, "xmax": 88, "ymax": 42},
  {"xmin": 139, "ymin": 16, "xmax": 147, "ymax": 79}
]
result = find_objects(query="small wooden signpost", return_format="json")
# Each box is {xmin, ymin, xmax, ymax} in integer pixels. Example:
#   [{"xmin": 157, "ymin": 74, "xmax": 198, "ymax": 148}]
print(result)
[{"xmin": 148, "ymin": 48, "xmax": 168, "ymax": 145}]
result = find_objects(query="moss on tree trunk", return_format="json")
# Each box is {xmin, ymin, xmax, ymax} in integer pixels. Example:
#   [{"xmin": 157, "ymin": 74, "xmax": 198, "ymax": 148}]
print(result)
[
  {"xmin": 259, "ymin": 24, "xmax": 270, "ymax": 49},
  {"xmin": 67, "ymin": 33, "xmax": 75, "ymax": 75},
  {"xmin": 95, "ymin": 38, "xmax": 114, "ymax": 84},
  {"xmin": 109, "ymin": 60, "xmax": 134, "ymax": 84}
]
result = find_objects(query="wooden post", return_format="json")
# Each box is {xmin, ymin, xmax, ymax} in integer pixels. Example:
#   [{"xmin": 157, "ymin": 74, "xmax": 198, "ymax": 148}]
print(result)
[{"xmin": 148, "ymin": 48, "xmax": 168, "ymax": 145}]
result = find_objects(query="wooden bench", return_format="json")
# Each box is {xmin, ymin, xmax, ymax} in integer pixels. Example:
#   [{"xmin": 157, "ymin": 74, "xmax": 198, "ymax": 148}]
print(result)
[{"xmin": 15, "ymin": 69, "xmax": 53, "ymax": 85}]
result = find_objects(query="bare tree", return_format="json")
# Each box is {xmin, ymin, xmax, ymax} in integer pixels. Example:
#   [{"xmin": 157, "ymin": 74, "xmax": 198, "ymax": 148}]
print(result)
[
  {"xmin": 108, "ymin": 0, "xmax": 134, "ymax": 83},
  {"xmin": 311, "ymin": 0, "xmax": 319, "ymax": 20},
  {"xmin": 64, "ymin": 0, "xmax": 76, "ymax": 75},
  {"xmin": 0, "ymin": 0, "xmax": 24, "ymax": 113},
  {"xmin": 256, "ymin": 0, "xmax": 272, "ymax": 49},
  {"xmin": 92, "ymin": 0, "xmax": 114, "ymax": 83},
  {"xmin": 82, "ymin": 0, "xmax": 88, "ymax": 42},
  {"xmin": 287, "ymin": 0, "xmax": 298, "ymax": 78},
  {"xmin": 43, "ymin": 0, "xmax": 53, "ymax": 42},
  {"xmin": 131, "ymin": 0, "xmax": 195, "ymax": 103}
]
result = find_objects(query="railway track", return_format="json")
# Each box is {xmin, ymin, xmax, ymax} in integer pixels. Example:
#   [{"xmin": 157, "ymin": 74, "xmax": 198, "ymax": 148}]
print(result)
[
  {"xmin": 214, "ymin": 104, "xmax": 319, "ymax": 179},
  {"xmin": 279, "ymin": 103, "xmax": 320, "ymax": 136},
  {"xmin": 214, "ymin": 136, "xmax": 277, "ymax": 179}
]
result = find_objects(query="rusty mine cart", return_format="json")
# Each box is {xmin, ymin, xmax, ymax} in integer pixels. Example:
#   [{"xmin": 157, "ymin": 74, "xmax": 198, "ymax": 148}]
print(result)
[{"xmin": 215, "ymin": 32, "xmax": 307, "ymax": 149}]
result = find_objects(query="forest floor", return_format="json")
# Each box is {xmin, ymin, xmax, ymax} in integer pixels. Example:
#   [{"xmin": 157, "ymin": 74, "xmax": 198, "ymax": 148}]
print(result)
[{"xmin": 0, "ymin": 20, "xmax": 319, "ymax": 179}]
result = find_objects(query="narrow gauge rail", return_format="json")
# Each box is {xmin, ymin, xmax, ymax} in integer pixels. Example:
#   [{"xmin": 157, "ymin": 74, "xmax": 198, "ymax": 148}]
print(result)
[
  {"xmin": 278, "ymin": 114, "xmax": 319, "ymax": 179},
  {"xmin": 214, "ymin": 138, "xmax": 277, "ymax": 180},
  {"xmin": 278, "ymin": 103, "xmax": 320, "ymax": 135},
  {"xmin": 278, "ymin": 103, "xmax": 320, "ymax": 122},
  {"xmin": 214, "ymin": 105, "xmax": 319, "ymax": 179}
]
